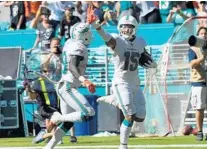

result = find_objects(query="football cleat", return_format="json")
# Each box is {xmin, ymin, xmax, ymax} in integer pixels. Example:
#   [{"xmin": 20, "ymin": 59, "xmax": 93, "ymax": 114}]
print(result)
[
  {"xmin": 70, "ymin": 136, "xmax": 77, "ymax": 143},
  {"xmin": 196, "ymin": 131, "xmax": 203, "ymax": 141},
  {"xmin": 57, "ymin": 140, "xmax": 64, "ymax": 145},
  {"xmin": 32, "ymin": 130, "xmax": 46, "ymax": 144},
  {"xmin": 97, "ymin": 95, "xmax": 119, "ymax": 108}
]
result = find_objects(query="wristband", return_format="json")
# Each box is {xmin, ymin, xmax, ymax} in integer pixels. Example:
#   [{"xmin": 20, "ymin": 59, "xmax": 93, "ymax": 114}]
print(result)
[{"xmin": 78, "ymin": 76, "xmax": 86, "ymax": 82}]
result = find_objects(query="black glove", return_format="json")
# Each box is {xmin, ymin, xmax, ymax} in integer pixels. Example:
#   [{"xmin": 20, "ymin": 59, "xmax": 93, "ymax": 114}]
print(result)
[{"xmin": 139, "ymin": 51, "xmax": 156, "ymax": 69}]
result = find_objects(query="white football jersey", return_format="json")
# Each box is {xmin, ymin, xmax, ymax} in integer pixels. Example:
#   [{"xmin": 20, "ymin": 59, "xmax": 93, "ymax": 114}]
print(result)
[
  {"xmin": 61, "ymin": 39, "xmax": 88, "ymax": 88},
  {"xmin": 110, "ymin": 33, "xmax": 147, "ymax": 85}
]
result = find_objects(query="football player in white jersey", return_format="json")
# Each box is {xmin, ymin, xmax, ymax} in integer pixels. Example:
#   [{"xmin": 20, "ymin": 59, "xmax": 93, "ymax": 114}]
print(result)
[
  {"xmin": 88, "ymin": 5, "xmax": 156, "ymax": 149},
  {"xmin": 43, "ymin": 22, "xmax": 96, "ymax": 149}
]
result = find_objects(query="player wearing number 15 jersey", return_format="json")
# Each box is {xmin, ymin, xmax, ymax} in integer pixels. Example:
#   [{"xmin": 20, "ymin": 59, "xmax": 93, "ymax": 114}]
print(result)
[
  {"xmin": 88, "ymin": 5, "xmax": 156, "ymax": 149},
  {"xmin": 110, "ymin": 33, "xmax": 146, "ymax": 85}
]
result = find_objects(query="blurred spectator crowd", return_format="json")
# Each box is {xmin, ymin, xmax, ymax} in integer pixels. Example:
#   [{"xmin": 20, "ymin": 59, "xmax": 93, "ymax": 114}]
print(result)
[{"xmin": 0, "ymin": 1, "xmax": 206, "ymax": 44}]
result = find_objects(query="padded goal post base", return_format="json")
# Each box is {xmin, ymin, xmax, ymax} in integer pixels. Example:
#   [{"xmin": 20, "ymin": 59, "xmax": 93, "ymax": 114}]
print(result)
[{"xmin": 0, "ymin": 47, "xmax": 28, "ymax": 137}]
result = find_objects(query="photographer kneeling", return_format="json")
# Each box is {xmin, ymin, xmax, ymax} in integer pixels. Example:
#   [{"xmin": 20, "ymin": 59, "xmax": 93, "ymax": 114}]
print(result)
[{"xmin": 188, "ymin": 27, "xmax": 207, "ymax": 141}]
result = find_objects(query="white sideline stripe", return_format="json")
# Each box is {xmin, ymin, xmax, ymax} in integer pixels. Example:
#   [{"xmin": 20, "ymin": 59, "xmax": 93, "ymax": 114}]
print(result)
[{"xmin": 1, "ymin": 145, "xmax": 207, "ymax": 149}]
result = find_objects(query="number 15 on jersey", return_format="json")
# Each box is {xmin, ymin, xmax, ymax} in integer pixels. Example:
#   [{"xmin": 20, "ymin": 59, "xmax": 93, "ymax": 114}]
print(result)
[{"xmin": 123, "ymin": 51, "xmax": 140, "ymax": 71}]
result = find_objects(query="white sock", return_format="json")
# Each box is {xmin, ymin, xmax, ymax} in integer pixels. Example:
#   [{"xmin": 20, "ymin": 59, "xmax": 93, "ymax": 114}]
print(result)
[
  {"xmin": 44, "ymin": 127, "xmax": 65, "ymax": 149},
  {"xmin": 60, "ymin": 111, "xmax": 84, "ymax": 122},
  {"xmin": 120, "ymin": 119, "xmax": 133, "ymax": 145}
]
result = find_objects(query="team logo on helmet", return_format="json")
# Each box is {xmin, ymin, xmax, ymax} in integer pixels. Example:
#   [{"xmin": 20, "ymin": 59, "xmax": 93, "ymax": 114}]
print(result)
[
  {"xmin": 70, "ymin": 23, "xmax": 92, "ymax": 46},
  {"xmin": 118, "ymin": 15, "xmax": 138, "ymax": 40}
]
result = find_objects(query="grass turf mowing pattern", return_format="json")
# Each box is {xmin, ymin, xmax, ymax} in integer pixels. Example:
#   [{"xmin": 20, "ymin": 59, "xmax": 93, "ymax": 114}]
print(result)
[{"xmin": 0, "ymin": 136, "xmax": 206, "ymax": 147}]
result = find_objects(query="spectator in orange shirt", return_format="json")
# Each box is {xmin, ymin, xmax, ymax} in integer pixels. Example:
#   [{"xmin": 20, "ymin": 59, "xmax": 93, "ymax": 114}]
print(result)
[
  {"xmin": 30, "ymin": 6, "xmax": 55, "ymax": 52},
  {"xmin": 25, "ymin": 1, "xmax": 42, "ymax": 21}
]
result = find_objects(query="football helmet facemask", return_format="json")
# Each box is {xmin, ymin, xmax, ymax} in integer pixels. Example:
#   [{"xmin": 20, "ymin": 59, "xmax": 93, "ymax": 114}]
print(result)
[{"xmin": 118, "ymin": 15, "xmax": 138, "ymax": 40}]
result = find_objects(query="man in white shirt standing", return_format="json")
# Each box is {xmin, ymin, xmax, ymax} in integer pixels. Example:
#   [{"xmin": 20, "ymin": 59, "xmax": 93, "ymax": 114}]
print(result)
[{"xmin": 42, "ymin": 1, "xmax": 74, "ymax": 30}]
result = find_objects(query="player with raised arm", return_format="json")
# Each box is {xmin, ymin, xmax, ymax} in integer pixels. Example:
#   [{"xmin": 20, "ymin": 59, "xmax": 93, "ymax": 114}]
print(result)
[
  {"xmin": 87, "ymin": 5, "xmax": 156, "ymax": 149},
  {"xmin": 43, "ymin": 22, "xmax": 96, "ymax": 149}
]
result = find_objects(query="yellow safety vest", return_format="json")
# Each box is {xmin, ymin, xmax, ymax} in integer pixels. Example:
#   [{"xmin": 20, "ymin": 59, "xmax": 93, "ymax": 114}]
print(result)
[{"xmin": 38, "ymin": 78, "xmax": 60, "ymax": 108}]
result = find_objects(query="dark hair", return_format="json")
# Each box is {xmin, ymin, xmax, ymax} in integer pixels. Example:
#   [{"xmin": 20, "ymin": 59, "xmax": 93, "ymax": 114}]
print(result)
[
  {"xmin": 200, "ymin": 1, "xmax": 206, "ymax": 4},
  {"xmin": 65, "ymin": 6, "xmax": 75, "ymax": 11},
  {"xmin": 41, "ymin": 7, "xmax": 51, "ymax": 16},
  {"xmin": 197, "ymin": 27, "xmax": 207, "ymax": 35}
]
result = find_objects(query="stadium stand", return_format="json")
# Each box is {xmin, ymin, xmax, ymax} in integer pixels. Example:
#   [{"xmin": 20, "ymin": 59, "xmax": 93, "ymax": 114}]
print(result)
[{"xmin": 0, "ymin": 24, "xmax": 174, "ymax": 93}]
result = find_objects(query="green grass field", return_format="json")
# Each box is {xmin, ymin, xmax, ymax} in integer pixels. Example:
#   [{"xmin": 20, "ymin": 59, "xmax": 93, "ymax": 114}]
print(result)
[{"xmin": 0, "ymin": 135, "xmax": 207, "ymax": 149}]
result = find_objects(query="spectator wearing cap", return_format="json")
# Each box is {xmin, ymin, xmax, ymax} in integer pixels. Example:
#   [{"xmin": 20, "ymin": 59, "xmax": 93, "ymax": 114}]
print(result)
[
  {"xmin": 73, "ymin": 2, "xmax": 87, "ymax": 23},
  {"xmin": 166, "ymin": 1, "xmax": 195, "ymax": 28},
  {"xmin": 30, "ymin": 6, "xmax": 55, "ymax": 52},
  {"xmin": 58, "ymin": 5, "xmax": 81, "ymax": 41},
  {"xmin": 41, "ymin": 1, "xmax": 74, "ymax": 30}
]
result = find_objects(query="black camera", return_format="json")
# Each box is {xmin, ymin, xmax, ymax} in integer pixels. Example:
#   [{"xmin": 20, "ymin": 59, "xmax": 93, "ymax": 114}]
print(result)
[
  {"xmin": 188, "ymin": 35, "xmax": 207, "ymax": 49},
  {"xmin": 54, "ymin": 45, "xmax": 62, "ymax": 54}
]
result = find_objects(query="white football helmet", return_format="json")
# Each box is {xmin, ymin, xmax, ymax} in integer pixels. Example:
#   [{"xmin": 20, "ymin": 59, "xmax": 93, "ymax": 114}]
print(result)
[
  {"xmin": 70, "ymin": 23, "xmax": 92, "ymax": 46},
  {"xmin": 118, "ymin": 15, "xmax": 138, "ymax": 40}
]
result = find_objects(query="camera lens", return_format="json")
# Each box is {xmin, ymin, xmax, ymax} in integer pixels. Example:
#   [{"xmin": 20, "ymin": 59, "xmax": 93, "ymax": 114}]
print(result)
[
  {"xmin": 188, "ymin": 35, "xmax": 207, "ymax": 49},
  {"xmin": 188, "ymin": 35, "xmax": 197, "ymax": 46}
]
